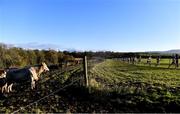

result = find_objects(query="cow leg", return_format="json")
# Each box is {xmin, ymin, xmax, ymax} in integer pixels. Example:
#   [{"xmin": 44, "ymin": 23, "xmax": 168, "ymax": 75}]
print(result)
[
  {"xmin": 2, "ymin": 83, "xmax": 7, "ymax": 93},
  {"xmin": 5, "ymin": 83, "xmax": 9, "ymax": 93},
  {"xmin": 9, "ymin": 84, "xmax": 13, "ymax": 92},
  {"xmin": 31, "ymin": 80, "xmax": 35, "ymax": 89},
  {"xmin": 30, "ymin": 76, "xmax": 36, "ymax": 89},
  {"xmin": 7, "ymin": 85, "xmax": 10, "ymax": 93},
  {"xmin": 7, "ymin": 83, "xmax": 13, "ymax": 93}
]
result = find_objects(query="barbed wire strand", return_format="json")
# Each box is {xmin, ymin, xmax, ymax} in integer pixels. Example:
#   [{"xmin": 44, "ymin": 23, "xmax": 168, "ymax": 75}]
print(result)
[
  {"xmin": 11, "ymin": 78, "xmax": 81, "ymax": 114},
  {"xmin": 38, "ymin": 65, "xmax": 80, "ymax": 85}
]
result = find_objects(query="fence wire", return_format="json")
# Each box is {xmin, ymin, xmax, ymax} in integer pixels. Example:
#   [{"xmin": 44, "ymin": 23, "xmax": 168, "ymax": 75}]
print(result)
[{"xmin": 11, "ymin": 78, "xmax": 81, "ymax": 114}]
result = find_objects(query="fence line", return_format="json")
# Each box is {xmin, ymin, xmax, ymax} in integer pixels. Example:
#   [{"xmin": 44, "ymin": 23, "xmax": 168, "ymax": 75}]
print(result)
[
  {"xmin": 10, "ymin": 57, "xmax": 86, "ymax": 113},
  {"xmin": 38, "ymin": 64, "xmax": 81, "ymax": 85},
  {"xmin": 11, "ymin": 64, "xmax": 81, "ymax": 94},
  {"xmin": 11, "ymin": 78, "xmax": 81, "ymax": 114}
]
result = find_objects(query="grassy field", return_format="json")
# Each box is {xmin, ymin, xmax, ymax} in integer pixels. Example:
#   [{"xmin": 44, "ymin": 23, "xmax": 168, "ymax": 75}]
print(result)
[
  {"xmin": 90, "ymin": 59, "xmax": 180, "ymax": 112},
  {"xmin": 1, "ymin": 59, "xmax": 180, "ymax": 113}
]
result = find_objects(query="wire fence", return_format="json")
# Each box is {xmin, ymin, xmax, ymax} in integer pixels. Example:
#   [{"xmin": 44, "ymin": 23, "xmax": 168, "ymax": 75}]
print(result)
[
  {"xmin": 11, "ymin": 78, "xmax": 81, "ymax": 114},
  {"xmin": 1, "ymin": 57, "xmax": 105, "ymax": 113},
  {"xmin": 4, "ymin": 56, "xmax": 180, "ymax": 113},
  {"xmin": 0, "ymin": 62, "xmax": 84, "ymax": 113}
]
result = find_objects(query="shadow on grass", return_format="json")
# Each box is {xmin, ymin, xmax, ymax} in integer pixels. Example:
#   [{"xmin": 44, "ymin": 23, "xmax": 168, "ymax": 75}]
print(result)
[
  {"xmin": 54, "ymin": 71, "xmax": 180, "ymax": 113},
  {"xmin": 55, "ymin": 85, "xmax": 180, "ymax": 113},
  {"xmin": 0, "ymin": 68, "xmax": 180, "ymax": 113}
]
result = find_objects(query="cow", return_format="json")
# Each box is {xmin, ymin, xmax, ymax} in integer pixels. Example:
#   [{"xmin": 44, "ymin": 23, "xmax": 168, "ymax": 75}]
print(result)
[
  {"xmin": 5, "ymin": 62, "xmax": 49, "ymax": 93},
  {"xmin": 0, "ymin": 69, "xmax": 7, "ymax": 93}
]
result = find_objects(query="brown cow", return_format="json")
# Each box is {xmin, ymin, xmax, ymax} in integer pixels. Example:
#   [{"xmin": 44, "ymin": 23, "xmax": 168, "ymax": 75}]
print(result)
[{"xmin": 5, "ymin": 62, "xmax": 49, "ymax": 93}]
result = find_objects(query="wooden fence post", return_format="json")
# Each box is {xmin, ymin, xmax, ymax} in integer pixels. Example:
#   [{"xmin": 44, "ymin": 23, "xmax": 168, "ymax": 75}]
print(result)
[{"xmin": 83, "ymin": 56, "xmax": 89, "ymax": 87}]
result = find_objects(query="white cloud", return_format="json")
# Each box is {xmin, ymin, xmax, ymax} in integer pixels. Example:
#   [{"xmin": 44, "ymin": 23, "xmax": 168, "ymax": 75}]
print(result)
[{"xmin": 1, "ymin": 42, "xmax": 81, "ymax": 52}]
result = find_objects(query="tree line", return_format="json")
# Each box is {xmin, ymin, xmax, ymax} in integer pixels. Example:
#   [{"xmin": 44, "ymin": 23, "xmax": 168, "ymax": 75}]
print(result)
[
  {"xmin": 65, "ymin": 51, "xmax": 174, "ymax": 59},
  {"xmin": 0, "ymin": 43, "xmax": 75, "ymax": 68},
  {"xmin": 0, "ymin": 43, "xmax": 177, "ymax": 68}
]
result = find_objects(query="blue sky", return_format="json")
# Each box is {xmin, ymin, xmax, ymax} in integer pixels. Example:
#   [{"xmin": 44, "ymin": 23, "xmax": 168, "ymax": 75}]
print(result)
[{"xmin": 0, "ymin": 0, "xmax": 180, "ymax": 52}]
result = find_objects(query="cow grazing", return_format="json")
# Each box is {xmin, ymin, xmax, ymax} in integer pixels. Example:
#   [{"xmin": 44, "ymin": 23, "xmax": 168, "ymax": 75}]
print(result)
[
  {"xmin": 5, "ymin": 62, "xmax": 49, "ymax": 93},
  {"xmin": 0, "ymin": 69, "xmax": 7, "ymax": 93}
]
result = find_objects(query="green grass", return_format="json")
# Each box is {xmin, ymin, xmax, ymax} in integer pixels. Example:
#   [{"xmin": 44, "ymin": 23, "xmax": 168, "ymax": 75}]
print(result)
[
  {"xmin": 90, "ymin": 59, "xmax": 180, "ymax": 112},
  {"xmin": 91, "ymin": 59, "xmax": 180, "ymax": 87}
]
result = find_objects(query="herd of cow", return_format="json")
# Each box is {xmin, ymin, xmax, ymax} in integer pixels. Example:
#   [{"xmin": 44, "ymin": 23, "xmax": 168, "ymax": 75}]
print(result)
[{"xmin": 0, "ymin": 62, "xmax": 49, "ymax": 94}]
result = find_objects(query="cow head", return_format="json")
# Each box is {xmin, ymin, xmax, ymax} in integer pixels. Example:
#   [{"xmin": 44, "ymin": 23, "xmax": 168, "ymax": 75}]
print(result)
[
  {"xmin": 0, "ymin": 70, "xmax": 6, "ymax": 78},
  {"xmin": 41, "ymin": 62, "xmax": 50, "ymax": 72}
]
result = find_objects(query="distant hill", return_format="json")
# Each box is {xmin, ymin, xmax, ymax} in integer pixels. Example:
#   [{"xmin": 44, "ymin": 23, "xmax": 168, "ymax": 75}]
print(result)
[
  {"xmin": 161, "ymin": 49, "xmax": 180, "ymax": 54},
  {"xmin": 147, "ymin": 49, "xmax": 180, "ymax": 54}
]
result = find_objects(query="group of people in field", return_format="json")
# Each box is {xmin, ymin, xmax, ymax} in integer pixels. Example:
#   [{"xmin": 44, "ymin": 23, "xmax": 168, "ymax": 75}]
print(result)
[
  {"xmin": 121, "ymin": 54, "xmax": 179, "ymax": 68},
  {"xmin": 122, "ymin": 57, "xmax": 139, "ymax": 64},
  {"xmin": 0, "ymin": 62, "xmax": 49, "ymax": 94},
  {"xmin": 146, "ymin": 56, "xmax": 161, "ymax": 67}
]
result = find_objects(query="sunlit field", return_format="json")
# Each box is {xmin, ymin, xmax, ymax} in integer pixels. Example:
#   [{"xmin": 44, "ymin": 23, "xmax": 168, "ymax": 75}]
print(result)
[{"xmin": 90, "ymin": 59, "xmax": 180, "ymax": 112}]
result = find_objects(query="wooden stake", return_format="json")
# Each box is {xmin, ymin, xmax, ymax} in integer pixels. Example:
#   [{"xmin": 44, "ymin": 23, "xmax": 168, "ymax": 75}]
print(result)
[{"xmin": 83, "ymin": 56, "xmax": 89, "ymax": 87}]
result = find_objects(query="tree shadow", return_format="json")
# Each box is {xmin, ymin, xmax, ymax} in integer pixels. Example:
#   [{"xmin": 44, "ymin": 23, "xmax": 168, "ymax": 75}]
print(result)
[{"xmin": 53, "ymin": 72, "xmax": 180, "ymax": 113}]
